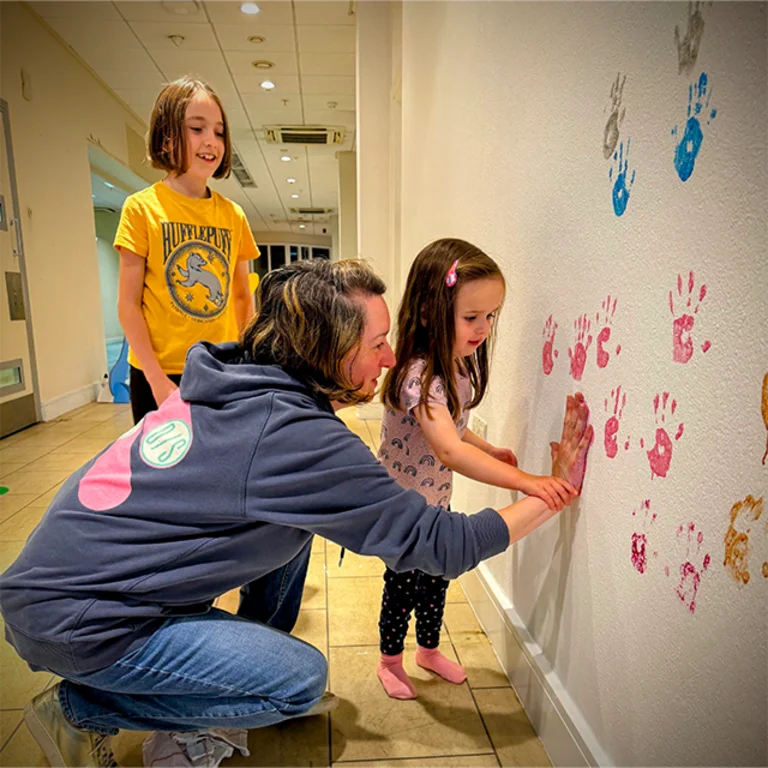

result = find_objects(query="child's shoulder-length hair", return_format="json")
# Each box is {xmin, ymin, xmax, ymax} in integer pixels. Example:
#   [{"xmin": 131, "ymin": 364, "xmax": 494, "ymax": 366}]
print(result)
[
  {"xmin": 148, "ymin": 76, "xmax": 232, "ymax": 179},
  {"xmin": 382, "ymin": 238, "xmax": 505, "ymax": 421}
]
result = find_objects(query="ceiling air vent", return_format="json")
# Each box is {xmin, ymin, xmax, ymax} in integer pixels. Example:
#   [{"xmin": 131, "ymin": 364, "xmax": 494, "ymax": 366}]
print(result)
[
  {"xmin": 231, "ymin": 148, "xmax": 256, "ymax": 188},
  {"xmin": 264, "ymin": 126, "xmax": 346, "ymax": 145},
  {"xmin": 290, "ymin": 208, "xmax": 333, "ymax": 216}
]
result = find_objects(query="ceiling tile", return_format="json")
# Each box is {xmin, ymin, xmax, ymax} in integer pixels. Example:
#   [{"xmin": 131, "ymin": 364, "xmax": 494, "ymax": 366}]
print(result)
[
  {"xmin": 304, "ymin": 109, "xmax": 355, "ymax": 129},
  {"xmin": 301, "ymin": 93, "xmax": 354, "ymax": 111},
  {"xmin": 115, "ymin": 1, "xmax": 208, "ymax": 23},
  {"xmin": 299, "ymin": 53, "xmax": 354, "ymax": 77},
  {"xmin": 245, "ymin": 105, "xmax": 305, "ymax": 128},
  {"xmin": 301, "ymin": 75, "xmax": 355, "ymax": 95},
  {"xmin": 99, "ymin": 70, "xmax": 167, "ymax": 94},
  {"xmin": 232, "ymin": 73, "xmax": 301, "ymax": 95},
  {"xmin": 44, "ymin": 17, "xmax": 143, "ymax": 50},
  {"xmin": 214, "ymin": 23, "xmax": 296, "ymax": 52},
  {"xmin": 128, "ymin": 20, "xmax": 219, "ymax": 51},
  {"xmin": 296, "ymin": 24, "xmax": 354, "ymax": 53},
  {"xmin": 224, "ymin": 51, "xmax": 298, "ymax": 76},
  {"xmin": 293, "ymin": 2, "xmax": 355, "ymax": 26},
  {"xmin": 150, "ymin": 49, "xmax": 234, "ymax": 92},
  {"xmin": 31, "ymin": 2, "xmax": 122, "ymax": 20},
  {"xmin": 80, "ymin": 47, "xmax": 161, "ymax": 74},
  {"xmin": 204, "ymin": 1, "xmax": 293, "ymax": 26}
]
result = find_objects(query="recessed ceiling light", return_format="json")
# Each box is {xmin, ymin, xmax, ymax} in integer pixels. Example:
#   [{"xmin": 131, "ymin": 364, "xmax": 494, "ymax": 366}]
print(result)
[
  {"xmin": 248, "ymin": 35, "xmax": 265, "ymax": 45},
  {"xmin": 299, "ymin": 224, "xmax": 306, "ymax": 229},
  {"xmin": 291, "ymin": 193, "xmax": 299, "ymax": 198},
  {"xmin": 280, "ymin": 155, "xmax": 291, "ymax": 162},
  {"xmin": 287, "ymin": 177, "xmax": 296, "ymax": 184},
  {"xmin": 240, "ymin": 3, "xmax": 260, "ymax": 14},
  {"xmin": 260, "ymin": 80, "xmax": 275, "ymax": 90},
  {"xmin": 104, "ymin": 181, "xmax": 115, "ymax": 189},
  {"xmin": 251, "ymin": 60, "xmax": 274, "ymax": 69}
]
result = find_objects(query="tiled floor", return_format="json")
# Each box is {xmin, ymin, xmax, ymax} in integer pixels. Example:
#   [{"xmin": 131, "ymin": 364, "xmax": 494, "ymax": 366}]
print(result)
[{"xmin": 0, "ymin": 403, "xmax": 550, "ymax": 767}]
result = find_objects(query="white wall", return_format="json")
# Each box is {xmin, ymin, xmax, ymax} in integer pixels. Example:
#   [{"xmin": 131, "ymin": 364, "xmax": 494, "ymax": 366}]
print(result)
[
  {"xmin": 1, "ymin": 2, "xmax": 149, "ymax": 416},
  {"xmin": 397, "ymin": 2, "xmax": 767, "ymax": 765},
  {"xmin": 93, "ymin": 209, "xmax": 121, "ymax": 343}
]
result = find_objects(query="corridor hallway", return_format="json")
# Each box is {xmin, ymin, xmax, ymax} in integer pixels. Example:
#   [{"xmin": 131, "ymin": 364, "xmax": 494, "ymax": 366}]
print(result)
[{"xmin": 0, "ymin": 403, "xmax": 549, "ymax": 767}]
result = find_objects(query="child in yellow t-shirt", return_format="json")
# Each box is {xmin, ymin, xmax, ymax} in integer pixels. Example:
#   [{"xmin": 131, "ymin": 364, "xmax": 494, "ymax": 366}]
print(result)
[{"xmin": 115, "ymin": 76, "xmax": 259, "ymax": 423}]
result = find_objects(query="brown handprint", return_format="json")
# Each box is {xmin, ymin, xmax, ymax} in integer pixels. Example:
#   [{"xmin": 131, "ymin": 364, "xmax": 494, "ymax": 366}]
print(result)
[
  {"xmin": 761, "ymin": 372, "xmax": 768, "ymax": 465},
  {"xmin": 542, "ymin": 315, "xmax": 559, "ymax": 376},
  {"xmin": 603, "ymin": 73, "xmax": 626, "ymax": 159},
  {"xmin": 669, "ymin": 270, "xmax": 710, "ymax": 364},
  {"xmin": 568, "ymin": 314, "xmax": 592, "ymax": 382},
  {"xmin": 723, "ymin": 495, "xmax": 764, "ymax": 586},
  {"xmin": 595, "ymin": 295, "xmax": 621, "ymax": 369},
  {"xmin": 674, "ymin": 1, "xmax": 711, "ymax": 76},
  {"xmin": 640, "ymin": 392, "xmax": 684, "ymax": 479}
]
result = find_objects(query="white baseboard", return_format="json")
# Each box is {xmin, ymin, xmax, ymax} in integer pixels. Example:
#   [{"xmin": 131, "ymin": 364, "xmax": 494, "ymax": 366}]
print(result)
[
  {"xmin": 41, "ymin": 381, "xmax": 101, "ymax": 422},
  {"xmin": 459, "ymin": 565, "xmax": 610, "ymax": 768}
]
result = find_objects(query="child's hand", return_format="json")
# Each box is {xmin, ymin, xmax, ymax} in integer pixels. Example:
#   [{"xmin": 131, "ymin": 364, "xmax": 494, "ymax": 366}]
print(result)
[
  {"xmin": 487, "ymin": 446, "xmax": 518, "ymax": 467},
  {"xmin": 518, "ymin": 473, "xmax": 576, "ymax": 512},
  {"xmin": 150, "ymin": 375, "xmax": 179, "ymax": 407}
]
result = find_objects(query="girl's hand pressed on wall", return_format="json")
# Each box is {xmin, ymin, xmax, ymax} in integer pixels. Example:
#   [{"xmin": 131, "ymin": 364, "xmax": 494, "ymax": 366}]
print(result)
[
  {"xmin": 486, "ymin": 446, "xmax": 518, "ymax": 467},
  {"xmin": 550, "ymin": 393, "xmax": 594, "ymax": 494}
]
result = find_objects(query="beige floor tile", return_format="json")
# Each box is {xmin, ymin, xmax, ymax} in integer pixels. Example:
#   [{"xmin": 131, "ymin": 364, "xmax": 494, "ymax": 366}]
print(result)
[
  {"xmin": 0, "ymin": 443, "xmax": 54, "ymax": 466},
  {"xmin": 0, "ymin": 506, "xmax": 45, "ymax": 542},
  {"xmin": 0, "ymin": 494, "xmax": 38, "ymax": 524},
  {"xmin": 294, "ymin": 609, "xmax": 328, "ymax": 657},
  {"xmin": 302, "ymin": 556, "xmax": 327, "ymax": 610},
  {"xmin": 214, "ymin": 587, "xmax": 240, "ymax": 613},
  {"xmin": 0, "ymin": 469, "xmax": 71, "ymax": 497},
  {"xmin": 328, "ymin": 577, "xmax": 383, "ymax": 646},
  {"xmin": 0, "ymin": 717, "xmax": 48, "ymax": 767},
  {"xmin": 0, "ymin": 625, "xmax": 53, "ymax": 710},
  {"xmin": 451, "ymin": 634, "xmax": 510, "ymax": 690},
  {"xmin": 0, "ymin": 540, "xmax": 24, "ymax": 571},
  {"xmin": 0, "ymin": 712, "xmax": 22, "ymax": 752},
  {"xmin": 0, "ymin": 464, "xmax": 30, "ymax": 480},
  {"xmin": 55, "ymin": 436, "xmax": 113, "ymax": 454},
  {"xmin": 0, "ymin": 425, "xmax": 48, "ymax": 450},
  {"xmin": 25, "ymin": 484, "xmax": 64, "ymax": 510},
  {"xmin": 25, "ymin": 452, "xmax": 93, "ymax": 473},
  {"xmin": 327, "ymin": 543, "xmax": 386, "ymax": 579},
  {"xmin": 329, "ymin": 645, "xmax": 493, "ymax": 763},
  {"xmin": 337, "ymin": 754, "xmax": 499, "ymax": 767},
  {"xmin": 312, "ymin": 535, "xmax": 327, "ymax": 554},
  {"xmin": 473, "ymin": 688, "xmax": 550, "ymax": 767},
  {"xmin": 56, "ymin": 403, "xmax": 120, "ymax": 424},
  {"xmin": 443, "ymin": 603, "xmax": 483, "ymax": 635},
  {"xmin": 446, "ymin": 579, "xmax": 468, "ymax": 604}
]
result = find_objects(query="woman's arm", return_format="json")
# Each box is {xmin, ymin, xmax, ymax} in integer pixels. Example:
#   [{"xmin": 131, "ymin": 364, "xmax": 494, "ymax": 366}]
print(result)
[{"xmin": 117, "ymin": 247, "xmax": 177, "ymax": 406}]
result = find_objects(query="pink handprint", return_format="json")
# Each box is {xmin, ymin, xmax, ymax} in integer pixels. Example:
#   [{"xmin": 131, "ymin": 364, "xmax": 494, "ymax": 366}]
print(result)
[
  {"xmin": 595, "ymin": 295, "xmax": 621, "ymax": 369},
  {"xmin": 541, "ymin": 315, "xmax": 559, "ymax": 375},
  {"xmin": 669, "ymin": 270, "xmax": 710, "ymax": 363},
  {"xmin": 670, "ymin": 522, "xmax": 711, "ymax": 614},
  {"xmin": 631, "ymin": 499, "xmax": 657, "ymax": 574},
  {"xmin": 639, "ymin": 392, "xmax": 684, "ymax": 479},
  {"xmin": 568, "ymin": 314, "xmax": 592, "ymax": 381},
  {"xmin": 603, "ymin": 385, "xmax": 628, "ymax": 459}
]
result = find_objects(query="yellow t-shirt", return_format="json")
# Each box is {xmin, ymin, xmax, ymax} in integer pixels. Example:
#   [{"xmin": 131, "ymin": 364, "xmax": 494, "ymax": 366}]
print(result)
[{"xmin": 114, "ymin": 182, "xmax": 259, "ymax": 374}]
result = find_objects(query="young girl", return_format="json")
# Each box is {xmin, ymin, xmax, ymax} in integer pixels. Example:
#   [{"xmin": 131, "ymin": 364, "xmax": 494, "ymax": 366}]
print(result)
[
  {"xmin": 376, "ymin": 238, "xmax": 576, "ymax": 699},
  {"xmin": 116, "ymin": 76, "xmax": 259, "ymax": 423}
]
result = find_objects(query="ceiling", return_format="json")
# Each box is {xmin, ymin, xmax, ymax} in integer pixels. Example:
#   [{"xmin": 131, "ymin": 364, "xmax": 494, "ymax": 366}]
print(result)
[{"xmin": 28, "ymin": 0, "xmax": 358, "ymax": 235}]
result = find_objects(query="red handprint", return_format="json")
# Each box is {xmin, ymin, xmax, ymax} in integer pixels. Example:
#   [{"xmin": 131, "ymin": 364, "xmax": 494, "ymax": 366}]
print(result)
[
  {"xmin": 568, "ymin": 314, "xmax": 592, "ymax": 381},
  {"xmin": 541, "ymin": 315, "xmax": 559, "ymax": 375},
  {"xmin": 631, "ymin": 499, "xmax": 657, "ymax": 575},
  {"xmin": 603, "ymin": 385, "xmax": 628, "ymax": 459},
  {"xmin": 671, "ymin": 522, "xmax": 710, "ymax": 614},
  {"xmin": 669, "ymin": 270, "xmax": 709, "ymax": 364},
  {"xmin": 639, "ymin": 392, "xmax": 684, "ymax": 479},
  {"xmin": 595, "ymin": 295, "xmax": 621, "ymax": 369}
]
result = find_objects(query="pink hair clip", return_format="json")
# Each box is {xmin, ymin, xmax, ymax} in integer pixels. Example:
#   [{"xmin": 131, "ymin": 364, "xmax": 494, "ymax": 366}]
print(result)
[{"xmin": 445, "ymin": 260, "xmax": 459, "ymax": 287}]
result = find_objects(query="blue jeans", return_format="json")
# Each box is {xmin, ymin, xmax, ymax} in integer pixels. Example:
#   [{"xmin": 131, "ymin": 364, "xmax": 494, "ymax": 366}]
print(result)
[{"xmin": 59, "ymin": 539, "xmax": 322, "ymax": 734}]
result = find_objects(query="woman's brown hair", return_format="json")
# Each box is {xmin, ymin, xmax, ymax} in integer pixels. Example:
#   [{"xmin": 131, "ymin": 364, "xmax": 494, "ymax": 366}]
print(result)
[
  {"xmin": 242, "ymin": 259, "xmax": 387, "ymax": 406},
  {"xmin": 148, "ymin": 76, "xmax": 232, "ymax": 179},
  {"xmin": 382, "ymin": 238, "xmax": 504, "ymax": 421}
]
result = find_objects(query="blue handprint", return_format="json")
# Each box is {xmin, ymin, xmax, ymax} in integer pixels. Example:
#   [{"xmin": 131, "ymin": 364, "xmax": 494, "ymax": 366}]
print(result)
[
  {"xmin": 672, "ymin": 72, "xmax": 717, "ymax": 182},
  {"xmin": 609, "ymin": 138, "xmax": 636, "ymax": 217}
]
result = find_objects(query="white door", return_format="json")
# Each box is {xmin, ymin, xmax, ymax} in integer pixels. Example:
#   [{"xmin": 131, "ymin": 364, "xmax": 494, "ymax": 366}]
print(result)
[{"xmin": 0, "ymin": 98, "xmax": 39, "ymax": 437}]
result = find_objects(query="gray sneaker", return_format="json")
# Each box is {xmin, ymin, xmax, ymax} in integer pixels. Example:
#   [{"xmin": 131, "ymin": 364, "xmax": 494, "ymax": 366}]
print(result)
[
  {"xmin": 296, "ymin": 691, "xmax": 339, "ymax": 718},
  {"xmin": 23, "ymin": 684, "xmax": 119, "ymax": 767}
]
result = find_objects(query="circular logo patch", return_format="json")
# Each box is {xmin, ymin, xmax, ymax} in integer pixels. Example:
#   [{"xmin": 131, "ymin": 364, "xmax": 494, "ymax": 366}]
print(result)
[
  {"xmin": 140, "ymin": 420, "xmax": 192, "ymax": 468},
  {"xmin": 166, "ymin": 241, "xmax": 230, "ymax": 319}
]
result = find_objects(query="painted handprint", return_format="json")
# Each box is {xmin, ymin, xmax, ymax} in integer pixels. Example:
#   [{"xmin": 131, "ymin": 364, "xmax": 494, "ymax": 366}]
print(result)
[
  {"xmin": 723, "ymin": 494, "xmax": 764, "ymax": 586},
  {"xmin": 672, "ymin": 72, "xmax": 717, "ymax": 182},
  {"xmin": 631, "ymin": 499, "xmax": 657, "ymax": 575},
  {"xmin": 603, "ymin": 385, "xmax": 629, "ymax": 459},
  {"xmin": 671, "ymin": 522, "xmax": 710, "ymax": 614},
  {"xmin": 669, "ymin": 270, "xmax": 709, "ymax": 363},
  {"xmin": 675, "ymin": 1, "xmax": 710, "ymax": 76},
  {"xmin": 595, "ymin": 295, "xmax": 621, "ymax": 369},
  {"xmin": 568, "ymin": 314, "xmax": 592, "ymax": 382},
  {"xmin": 761, "ymin": 372, "xmax": 768, "ymax": 465},
  {"xmin": 609, "ymin": 139, "xmax": 636, "ymax": 217},
  {"xmin": 603, "ymin": 72, "xmax": 626, "ymax": 159},
  {"xmin": 639, "ymin": 392, "xmax": 684, "ymax": 479},
  {"xmin": 541, "ymin": 314, "xmax": 559, "ymax": 376}
]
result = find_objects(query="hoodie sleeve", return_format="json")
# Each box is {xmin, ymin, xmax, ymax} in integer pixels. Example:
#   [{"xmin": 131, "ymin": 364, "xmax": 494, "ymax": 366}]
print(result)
[{"xmin": 243, "ymin": 396, "xmax": 509, "ymax": 579}]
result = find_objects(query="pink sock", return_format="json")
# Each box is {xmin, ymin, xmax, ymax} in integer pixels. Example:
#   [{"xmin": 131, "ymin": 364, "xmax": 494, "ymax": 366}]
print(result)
[
  {"xmin": 415, "ymin": 646, "xmax": 467, "ymax": 684},
  {"xmin": 377, "ymin": 653, "xmax": 417, "ymax": 699}
]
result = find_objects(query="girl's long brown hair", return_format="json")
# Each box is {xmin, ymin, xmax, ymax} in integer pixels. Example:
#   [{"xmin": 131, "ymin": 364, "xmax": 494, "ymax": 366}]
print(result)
[{"xmin": 382, "ymin": 238, "xmax": 504, "ymax": 421}]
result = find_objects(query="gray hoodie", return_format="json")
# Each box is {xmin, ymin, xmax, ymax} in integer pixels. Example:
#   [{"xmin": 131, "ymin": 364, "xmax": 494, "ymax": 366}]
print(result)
[{"xmin": 0, "ymin": 342, "xmax": 508, "ymax": 676}]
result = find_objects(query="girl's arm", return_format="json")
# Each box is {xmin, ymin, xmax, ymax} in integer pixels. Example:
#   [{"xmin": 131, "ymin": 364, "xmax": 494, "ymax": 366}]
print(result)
[
  {"xmin": 414, "ymin": 402, "xmax": 575, "ymax": 511},
  {"xmin": 117, "ymin": 247, "xmax": 178, "ymax": 406},
  {"xmin": 462, "ymin": 427, "xmax": 517, "ymax": 466},
  {"xmin": 232, "ymin": 261, "xmax": 254, "ymax": 333}
]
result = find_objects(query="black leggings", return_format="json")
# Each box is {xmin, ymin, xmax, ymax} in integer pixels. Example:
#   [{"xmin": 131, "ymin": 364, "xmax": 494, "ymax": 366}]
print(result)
[
  {"xmin": 129, "ymin": 366, "xmax": 183, "ymax": 425},
  {"xmin": 379, "ymin": 567, "xmax": 450, "ymax": 655}
]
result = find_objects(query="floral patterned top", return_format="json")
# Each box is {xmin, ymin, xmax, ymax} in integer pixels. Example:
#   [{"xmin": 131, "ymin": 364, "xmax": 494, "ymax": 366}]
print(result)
[{"xmin": 378, "ymin": 359, "xmax": 471, "ymax": 508}]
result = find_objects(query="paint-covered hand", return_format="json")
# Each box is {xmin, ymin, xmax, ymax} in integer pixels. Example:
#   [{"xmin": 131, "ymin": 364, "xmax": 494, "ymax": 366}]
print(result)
[
  {"xmin": 487, "ymin": 446, "xmax": 518, "ymax": 467},
  {"xmin": 550, "ymin": 393, "xmax": 594, "ymax": 494}
]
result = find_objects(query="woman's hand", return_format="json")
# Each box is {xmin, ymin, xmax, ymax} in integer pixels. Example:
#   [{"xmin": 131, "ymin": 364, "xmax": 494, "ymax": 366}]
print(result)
[
  {"xmin": 518, "ymin": 472, "xmax": 577, "ymax": 511},
  {"xmin": 486, "ymin": 445, "xmax": 518, "ymax": 467},
  {"xmin": 549, "ymin": 393, "xmax": 594, "ymax": 494}
]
